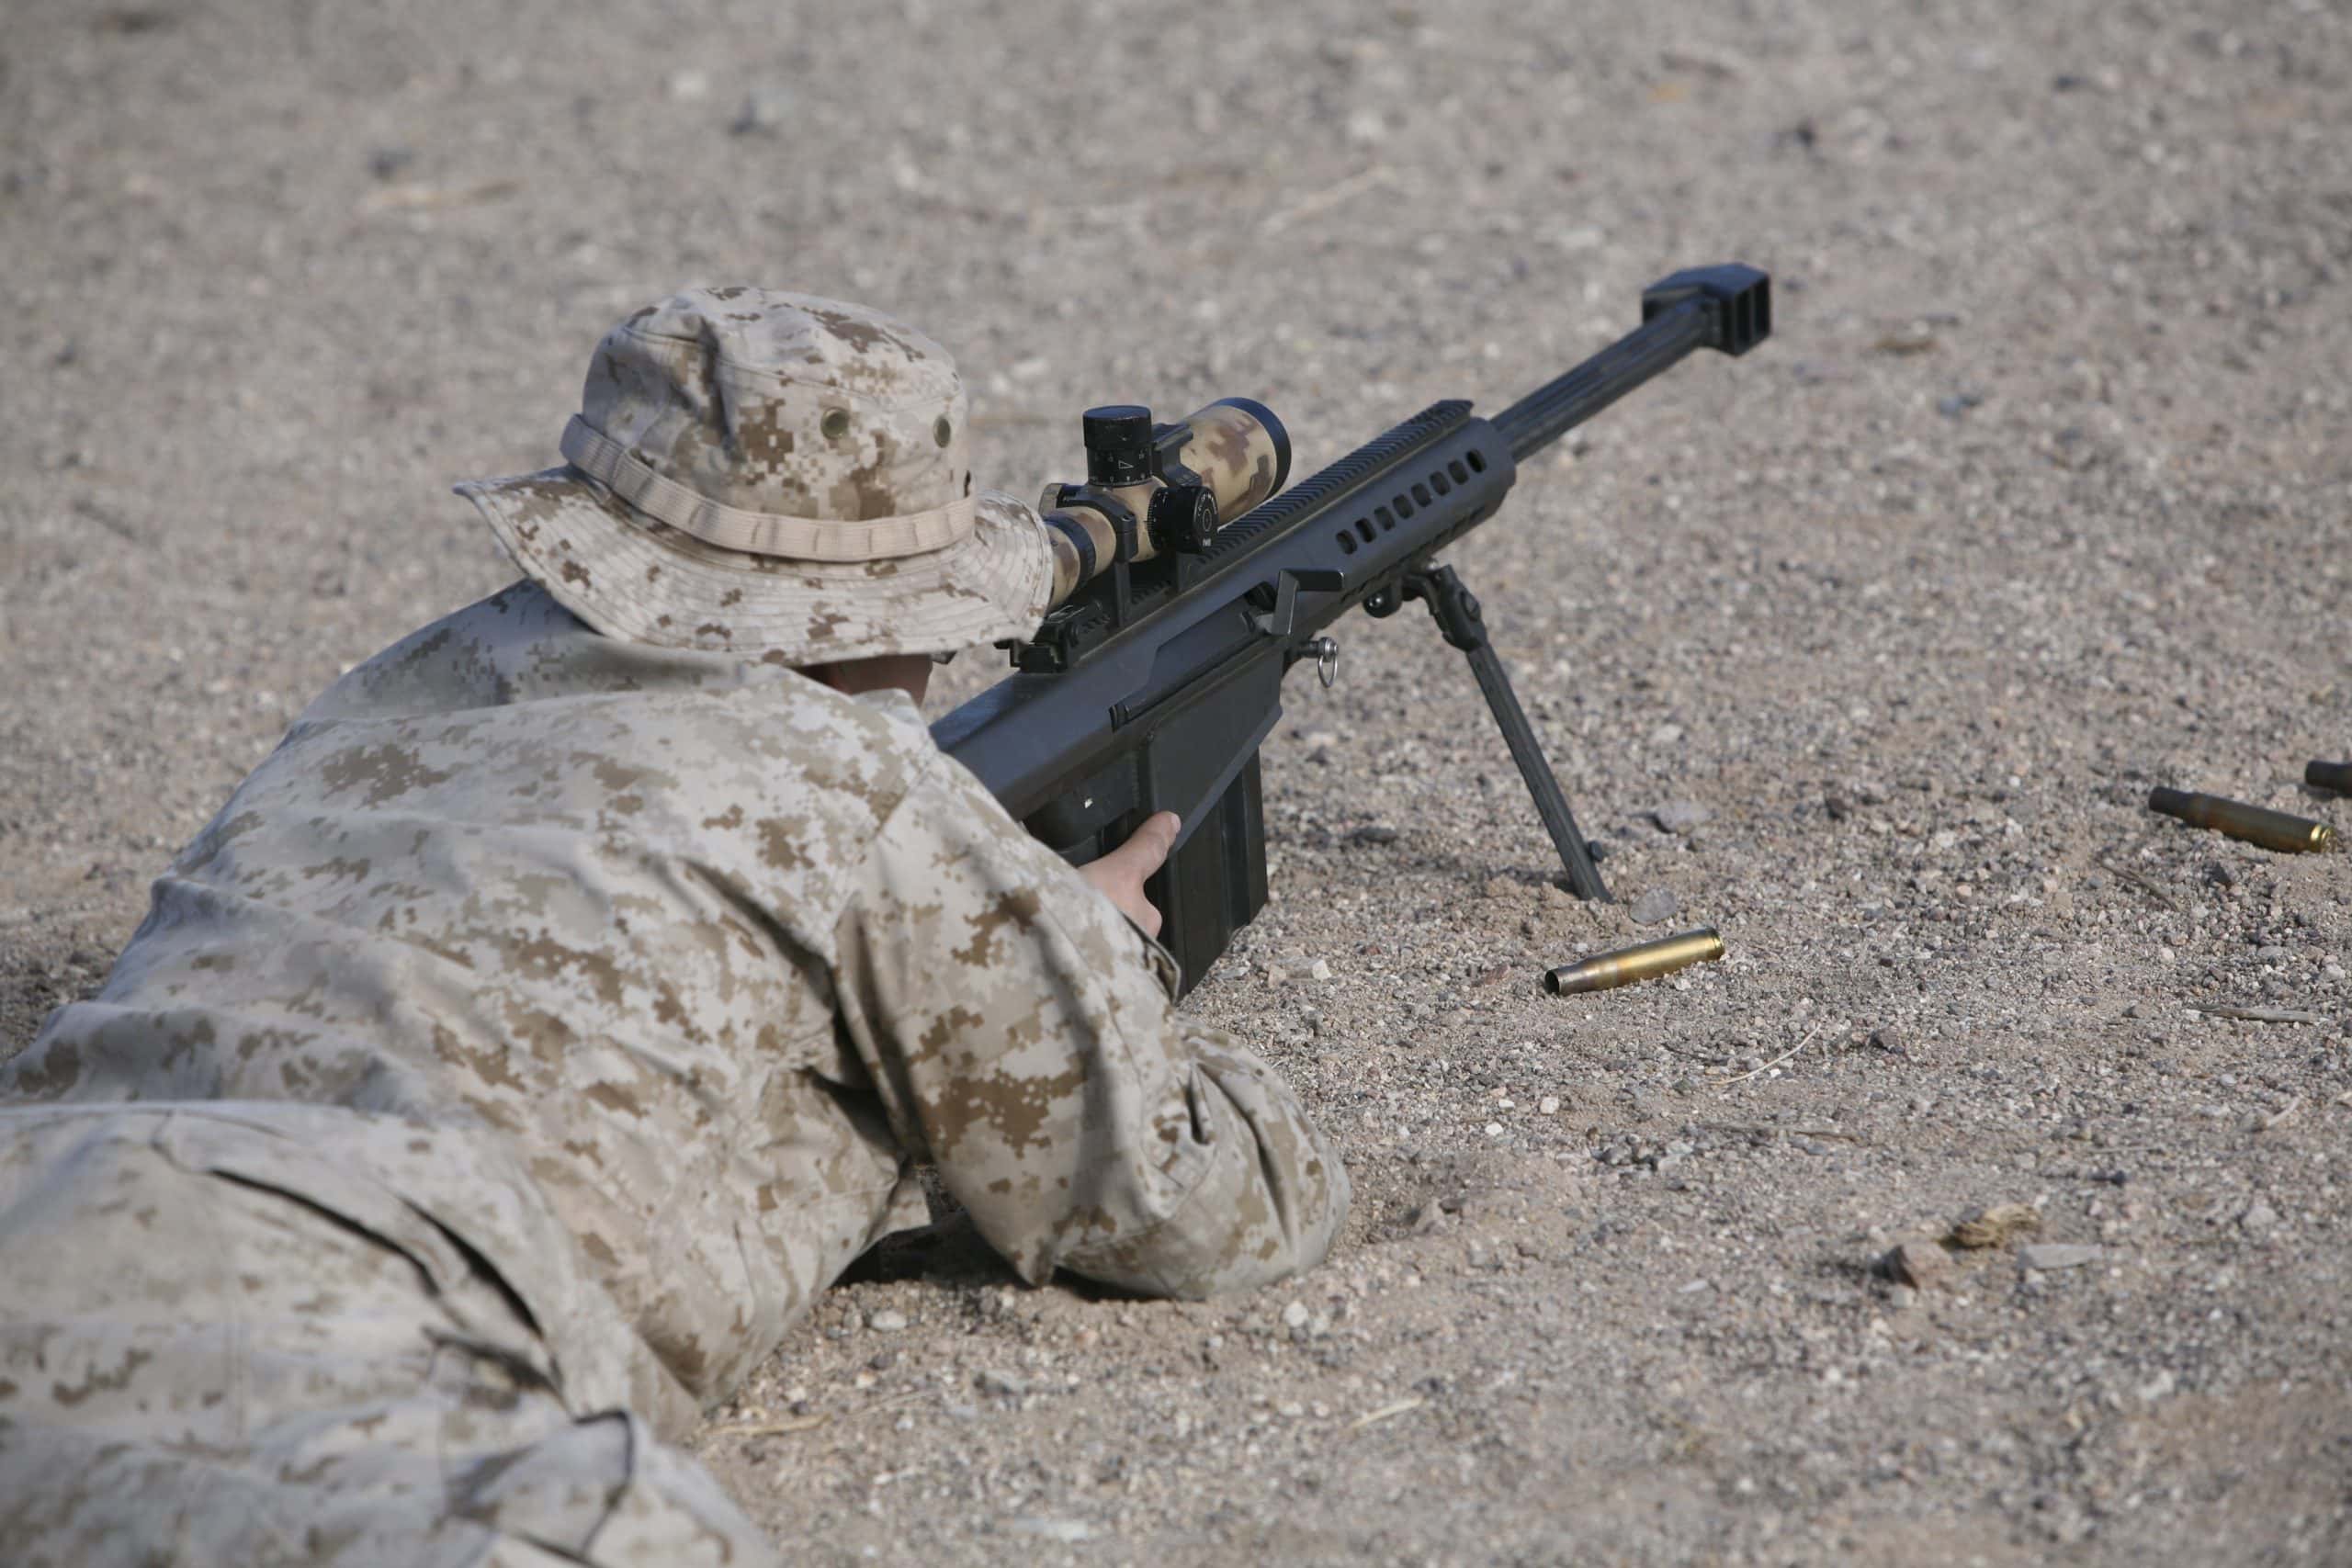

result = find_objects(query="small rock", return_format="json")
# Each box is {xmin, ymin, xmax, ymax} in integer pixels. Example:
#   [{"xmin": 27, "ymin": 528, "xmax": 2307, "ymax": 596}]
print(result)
[
  {"xmin": 1280, "ymin": 1300, "xmax": 1310, "ymax": 1330},
  {"xmin": 865, "ymin": 1308, "xmax": 907, "ymax": 1332},
  {"xmin": 1348, "ymin": 824, "xmax": 1400, "ymax": 846},
  {"xmin": 2240, "ymin": 1199, "xmax": 2279, "ymax": 1233},
  {"xmin": 1007, "ymin": 1517, "xmax": 1094, "ymax": 1543},
  {"xmin": 977, "ymin": 1369, "xmax": 1029, "ymax": 1398},
  {"xmin": 1877, "ymin": 1241, "xmax": 1951, "ymax": 1289},
  {"xmin": 1648, "ymin": 722, "xmax": 1685, "ymax": 746},
  {"xmin": 1950, "ymin": 1202, "xmax": 2041, "ymax": 1249},
  {"xmin": 1538, "ymin": 1095, "xmax": 1562, "ymax": 1114},
  {"xmin": 366, "ymin": 146, "xmax": 416, "ymax": 181},
  {"xmin": 2135, "ymin": 1369, "xmax": 2176, "ymax": 1404},
  {"xmin": 665, "ymin": 68, "xmax": 711, "ymax": 101},
  {"xmin": 1652, "ymin": 800, "xmax": 1713, "ymax": 834},
  {"xmin": 730, "ymin": 85, "xmax": 793, "ymax": 134},
  {"xmin": 1309, "ymin": 958, "xmax": 1332, "ymax": 981},
  {"xmin": 1629, "ymin": 887, "xmax": 1680, "ymax": 926},
  {"xmin": 2018, "ymin": 1243, "xmax": 2102, "ymax": 1271}
]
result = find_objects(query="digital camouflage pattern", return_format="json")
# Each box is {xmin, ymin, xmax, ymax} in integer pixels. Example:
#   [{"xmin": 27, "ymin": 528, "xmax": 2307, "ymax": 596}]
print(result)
[
  {"xmin": 1037, "ymin": 399, "xmax": 1290, "ymax": 605},
  {"xmin": 459, "ymin": 287, "xmax": 1054, "ymax": 662},
  {"xmin": 0, "ymin": 581, "xmax": 1347, "ymax": 1563}
]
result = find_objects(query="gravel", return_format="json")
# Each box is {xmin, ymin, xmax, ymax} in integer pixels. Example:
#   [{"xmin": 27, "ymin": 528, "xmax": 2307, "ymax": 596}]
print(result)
[
  {"xmin": 6, "ymin": 1, "xmax": 2350, "ymax": 1564},
  {"xmin": 1627, "ymin": 887, "xmax": 1682, "ymax": 926}
]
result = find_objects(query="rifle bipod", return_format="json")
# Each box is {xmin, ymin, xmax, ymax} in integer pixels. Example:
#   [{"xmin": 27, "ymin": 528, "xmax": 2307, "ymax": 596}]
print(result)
[{"xmin": 1368, "ymin": 564, "xmax": 1611, "ymax": 902}]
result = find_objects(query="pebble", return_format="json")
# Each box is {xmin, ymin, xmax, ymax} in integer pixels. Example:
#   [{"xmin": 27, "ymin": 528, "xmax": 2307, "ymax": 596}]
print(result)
[
  {"xmin": 1280, "ymin": 1300, "xmax": 1310, "ymax": 1329},
  {"xmin": 1348, "ymin": 824, "xmax": 1400, "ymax": 846},
  {"xmin": 2239, "ymin": 1199, "xmax": 2279, "ymax": 1233},
  {"xmin": 977, "ymin": 1369, "xmax": 1029, "ymax": 1398},
  {"xmin": 1539, "ymin": 1095, "xmax": 1561, "ymax": 1114},
  {"xmin": 1878, "ymin": 1240, "xmax": 1951, "ymax": 1289},
  {"xmin": 1630, "ymin": 887, "xmax": 1680, "ymax": 925},
  {"xmin": 2018, "ymin": 1243, "xmax": 2102, "ymax": 1271},
  {"xmin": 730, "ymin": 85, "xmax": 792, "ymax": 135},
  {"xmin": 865, "ymin": 1308, "xmax": 907, "ymax": 1332},
  {"xmin": 1007, "ymin": 1517, "xmax": 1094, "ymax": 1543},
  {"xmin": 1310, "ymin": 958, "xmax": 1332, "ymax": 981},
  {"xmin": 1652, "ymin": 800, "xmax": 1713, "ymax": 834}
]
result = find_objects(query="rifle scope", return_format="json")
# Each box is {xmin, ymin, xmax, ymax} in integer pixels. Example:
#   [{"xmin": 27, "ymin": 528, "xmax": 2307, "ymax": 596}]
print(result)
[{"xmin": 1036, "ymin": 398, "xmax": 1290, "ymax": 607}]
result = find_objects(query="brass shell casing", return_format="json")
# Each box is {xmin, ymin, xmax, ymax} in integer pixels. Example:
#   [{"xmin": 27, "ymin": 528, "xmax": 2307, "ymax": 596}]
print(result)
[
  {"xmin": 1544, "ymin": 927, "xmax": 1725, "ymax": 996},
  {"xmin": 2307, "ymin": 760, "xmax": 2352, "ymax": 795},
  {"xmin": 2147, "ymin": 788, "xmax": 2335, "ymax": 854}
]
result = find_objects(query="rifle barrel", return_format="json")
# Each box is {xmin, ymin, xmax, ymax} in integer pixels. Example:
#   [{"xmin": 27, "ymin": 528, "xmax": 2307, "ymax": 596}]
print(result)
[{"xmin": 1490, "ymin": 295, "xmax": 1715, "ymax": 463}]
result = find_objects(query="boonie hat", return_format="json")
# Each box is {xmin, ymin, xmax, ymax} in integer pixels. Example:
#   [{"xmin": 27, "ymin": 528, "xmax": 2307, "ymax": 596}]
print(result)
[{"xmin": 458, "ymin": 286, "xmax": 1053, "ymax": 662}]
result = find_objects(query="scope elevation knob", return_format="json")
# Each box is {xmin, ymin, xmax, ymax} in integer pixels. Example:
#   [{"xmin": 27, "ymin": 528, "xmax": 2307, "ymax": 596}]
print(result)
[{"xmin": 1082, "ymin": 405, "xmax": 1155, "ymax": 487}]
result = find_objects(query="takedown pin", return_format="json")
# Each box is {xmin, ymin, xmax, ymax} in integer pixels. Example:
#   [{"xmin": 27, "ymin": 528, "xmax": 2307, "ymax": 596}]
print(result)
[
  {"xmin": 1544, "ymin": 928, "xmax": 1724, "ymax": 996},
  {"xmin": 2147, "ymin": 788, "xmax": 2335, "ymax": 854}
]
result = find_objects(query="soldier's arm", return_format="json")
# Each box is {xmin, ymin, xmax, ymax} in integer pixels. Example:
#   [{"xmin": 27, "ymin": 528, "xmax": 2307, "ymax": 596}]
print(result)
[{"xmin": 829, "ymin": 750, "xmax": 1349, "ymax": 1297}]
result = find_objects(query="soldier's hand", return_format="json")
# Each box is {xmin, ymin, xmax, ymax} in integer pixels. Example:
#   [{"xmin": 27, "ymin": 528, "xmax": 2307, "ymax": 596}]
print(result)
[{"xmin": 1080, "ymin": 811, "xmax": 1179, "ymax": 939}]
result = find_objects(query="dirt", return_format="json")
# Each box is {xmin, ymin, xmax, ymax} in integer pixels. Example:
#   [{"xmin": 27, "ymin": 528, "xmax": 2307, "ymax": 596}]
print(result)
[{"xmin": 5, "ymin": 0, "xmax": 2348, "ymax": 1562}]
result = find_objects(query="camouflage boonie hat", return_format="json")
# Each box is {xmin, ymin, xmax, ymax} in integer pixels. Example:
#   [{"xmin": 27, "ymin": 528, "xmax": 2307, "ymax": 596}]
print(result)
[{"xmin": 458, "ymin": 287, "xmax": 1053, "ymax": 661}]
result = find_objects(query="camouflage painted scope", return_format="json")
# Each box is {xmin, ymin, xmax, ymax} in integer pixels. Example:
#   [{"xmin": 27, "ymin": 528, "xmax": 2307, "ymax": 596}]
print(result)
[{"xmin": 1037, "ymin": 398, "xmax": 1291, "ymax": 606}]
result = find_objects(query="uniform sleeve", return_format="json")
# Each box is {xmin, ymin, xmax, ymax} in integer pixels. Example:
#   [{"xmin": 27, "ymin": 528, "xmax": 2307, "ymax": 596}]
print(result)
[{"xmin": 828, "ymin": 750, "xmax": 1349, "ymax": 1298}]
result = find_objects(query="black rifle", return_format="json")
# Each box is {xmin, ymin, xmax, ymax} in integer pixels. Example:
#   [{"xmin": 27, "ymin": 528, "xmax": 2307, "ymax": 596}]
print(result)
[{"xmin": 933, "ymin": 266, "xmax": 1771, "ymax": 995}]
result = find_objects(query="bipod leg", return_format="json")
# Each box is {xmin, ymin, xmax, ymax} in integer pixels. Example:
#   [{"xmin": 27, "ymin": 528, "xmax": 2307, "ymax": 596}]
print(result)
[{"xmin": 1403, "ymin": 564, "xmax": 1611, "ymax": 902}]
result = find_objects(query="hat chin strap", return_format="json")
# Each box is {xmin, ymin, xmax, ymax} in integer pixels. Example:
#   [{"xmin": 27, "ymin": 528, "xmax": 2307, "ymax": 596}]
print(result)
[{"xmin": 559, "ymin": 414, "xmax": 976, "ymax": 562}]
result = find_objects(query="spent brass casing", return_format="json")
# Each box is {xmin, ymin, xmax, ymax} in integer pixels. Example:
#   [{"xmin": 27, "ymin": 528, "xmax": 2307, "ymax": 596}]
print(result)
[
  {"xmin": 1544, "ymin": 927, "xmax": 1724, "ymax": 996},
  {"xmin": 2307, "ymin": 760, "xmax": 2352, "ymax": 795},
  {"xmin": 2147, "ymin": 788, "xmax": 2335, "ymax": 854}
]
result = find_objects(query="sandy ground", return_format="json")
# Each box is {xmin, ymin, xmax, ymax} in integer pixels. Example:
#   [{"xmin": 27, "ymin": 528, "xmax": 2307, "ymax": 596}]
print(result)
[{"xmin": 6, "ymin": 0, "xmax": 2351, "ymax": 1562}]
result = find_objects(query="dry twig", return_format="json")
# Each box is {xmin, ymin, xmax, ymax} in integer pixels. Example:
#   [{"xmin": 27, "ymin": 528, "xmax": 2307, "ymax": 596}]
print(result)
[
  {"xmin": 356, "ymin": 178, "xmax": 522, "ymax": 215},
  {"xmin": 2190, "ymin": 1005, "xmax": 2333, "ymax": 1026},
  {"xmin": 713, "ymin": 1390, "xmax": 924, "ymax": 1439},
  {"xmin": 1344, "ymin": 1397, "xmax": 1425, "ymax": 1432},
  {"xmin": 1722, "ymin": 1026, "xmax": 1821, "ymax": 1087},
  {"xmin": 1261, "ymin": 166, "xmax": 1393, "ymax": 236},
  {"xmin": 2098, "ymin": 858, "xmax": 2177, "ymax": 910}
]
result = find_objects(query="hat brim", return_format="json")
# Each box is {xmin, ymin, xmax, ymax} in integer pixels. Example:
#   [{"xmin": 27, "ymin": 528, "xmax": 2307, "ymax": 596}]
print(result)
[{"xmin": 457, "ymin": 467, "xmax": 1053, "ymax": 662}]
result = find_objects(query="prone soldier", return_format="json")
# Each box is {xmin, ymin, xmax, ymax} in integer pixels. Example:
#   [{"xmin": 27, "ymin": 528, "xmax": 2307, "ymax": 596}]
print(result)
[{"xmin": 0, "ymin": 288, "xmax": 1350, "ymax": 1565}]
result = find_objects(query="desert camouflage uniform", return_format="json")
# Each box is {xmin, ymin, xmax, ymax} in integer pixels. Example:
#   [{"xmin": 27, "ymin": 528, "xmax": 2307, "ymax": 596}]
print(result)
[{"xmin": 0, "ymin": 287, "xmax": 1348, "ymax": 1565}]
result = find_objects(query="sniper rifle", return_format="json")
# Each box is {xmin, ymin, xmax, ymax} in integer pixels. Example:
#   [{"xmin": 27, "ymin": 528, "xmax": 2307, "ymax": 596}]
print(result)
[{"xmin": 933, "ymin": 265, "xmax": 1772, "ymax": 995}]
